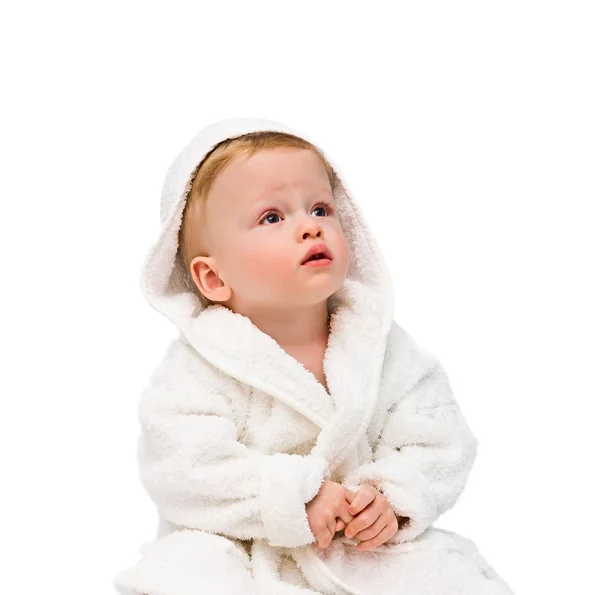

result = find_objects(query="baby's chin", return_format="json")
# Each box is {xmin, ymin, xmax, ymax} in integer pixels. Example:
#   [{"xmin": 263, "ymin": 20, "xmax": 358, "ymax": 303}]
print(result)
[
  {"xmin": 242, "ymin": 271, "xmax": 345, "ymax": 305},
  {"xmin": 258, "ymin": 289, "xmax": 336, "ymax": 311}
]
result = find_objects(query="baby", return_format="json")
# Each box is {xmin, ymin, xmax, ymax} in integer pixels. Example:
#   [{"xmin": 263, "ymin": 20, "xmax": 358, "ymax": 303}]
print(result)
[
  {"xmin": 114, "ymin": 117, "xmax": 514, "ymax": 595},
  {"xmin": 177, "ymin": 129, "xmax": 400, "ymax": 552}
]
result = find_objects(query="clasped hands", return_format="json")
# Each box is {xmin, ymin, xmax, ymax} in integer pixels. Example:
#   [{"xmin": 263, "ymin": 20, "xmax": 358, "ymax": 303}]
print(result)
[{"xmin": 306, "ymin": 480, "xmax": 403, "ymax": 552}]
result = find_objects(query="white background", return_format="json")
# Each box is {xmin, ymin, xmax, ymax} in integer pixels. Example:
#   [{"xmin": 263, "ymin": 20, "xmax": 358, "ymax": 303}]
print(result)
[{"xmin": 2, "ymin": 1, "xmax": 598, "ymax": 593}]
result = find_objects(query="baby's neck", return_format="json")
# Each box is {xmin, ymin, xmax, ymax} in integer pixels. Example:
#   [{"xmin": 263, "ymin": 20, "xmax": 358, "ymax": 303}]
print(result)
[{"xmin": 244, "ymin": 301, "xmax": 332, "ymax": 350}]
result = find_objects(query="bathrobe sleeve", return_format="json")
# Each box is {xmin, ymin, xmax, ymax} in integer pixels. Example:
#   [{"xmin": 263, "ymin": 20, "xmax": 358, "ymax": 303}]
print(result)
[
  {"xmin": 136, "ymin": 340, "xmax": 330, "ymax": 549},
  {"xmin": 342, "ymin": 358, "xmax": 479, "ymax": 544}
]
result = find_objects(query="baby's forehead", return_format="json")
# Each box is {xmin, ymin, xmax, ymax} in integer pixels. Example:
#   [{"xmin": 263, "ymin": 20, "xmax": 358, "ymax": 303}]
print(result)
[{"xmin": 223, "ymin": 147, "xmax": 329, "ymax": 188}]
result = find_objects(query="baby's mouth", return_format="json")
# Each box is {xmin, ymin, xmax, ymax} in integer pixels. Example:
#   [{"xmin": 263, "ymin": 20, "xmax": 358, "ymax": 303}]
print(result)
[
  {"xmin": 301, "ymin": 244, "xmax": 334, "ymax": 265},
  {"xmin": 303, "ymin": 254, "xmax": 330, "ymax": 263}
]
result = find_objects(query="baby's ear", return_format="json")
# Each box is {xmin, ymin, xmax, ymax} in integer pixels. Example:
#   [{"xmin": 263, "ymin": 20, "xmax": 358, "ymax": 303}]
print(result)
[{"xmin": 190, "ymin": 256, "xmax": 232, "ymax": 302}]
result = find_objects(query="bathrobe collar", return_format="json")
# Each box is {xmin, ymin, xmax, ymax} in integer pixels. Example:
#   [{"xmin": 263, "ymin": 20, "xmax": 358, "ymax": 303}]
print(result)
[{"xmin": 140, "ymin": 117, "xmax": 395, "ymax": 474}]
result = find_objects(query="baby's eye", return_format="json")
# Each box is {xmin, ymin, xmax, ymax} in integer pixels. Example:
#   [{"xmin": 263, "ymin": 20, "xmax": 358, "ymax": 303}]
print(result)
[
  {"xmin": 312, "ymin": 204, "xmax": 329, "ymax": 217},
  {"xmin": 262, "ymin": 212, "xmax": 282, "ymax": 225},
  {"xmin": 313, "ymin": 201, "xmax": 335, "ymax": 217}
]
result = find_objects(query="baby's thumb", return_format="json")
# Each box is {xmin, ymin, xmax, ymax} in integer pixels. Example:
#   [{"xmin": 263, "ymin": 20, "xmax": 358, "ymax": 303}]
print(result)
[{"xmin": 334, "ymin": 518, "xmax": 346, "ymax": 532}]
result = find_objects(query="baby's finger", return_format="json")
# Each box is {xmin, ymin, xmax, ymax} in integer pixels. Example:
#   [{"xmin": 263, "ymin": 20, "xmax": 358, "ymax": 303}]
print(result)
[
  {"xmin": 335, "ymin": 518, "xmax": 346, "ymax": 532},
  {"xmin": 319, "ymin": 517, "xmax": 336, "ymax": 549},
  {"xmin": 348, "ymin": 487, "xmax": 377, "ymax": 516},
  {"xmin": 338, "ymin": 504, "xmax": 355, "ymax": 525},
  {"xmin": 327, "ymin": 516, "xmax": 336, "ymax": 539},
  {"xmin": 353, "ymin": 511, "xmax": 388, "ymax": 542},
  {"xmin": 356, "ymin": 520, "xmax": 397, "ymax": 552},
  {"xmin": 316, "ymin": 527, "xmax": 330, "ymax": 549}
]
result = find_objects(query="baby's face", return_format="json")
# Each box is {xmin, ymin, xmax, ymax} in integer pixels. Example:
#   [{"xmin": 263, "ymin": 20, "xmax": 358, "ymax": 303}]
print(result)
[{"xmin": 191, "ymin": 147, "xmax": 349, "ymax": 312}]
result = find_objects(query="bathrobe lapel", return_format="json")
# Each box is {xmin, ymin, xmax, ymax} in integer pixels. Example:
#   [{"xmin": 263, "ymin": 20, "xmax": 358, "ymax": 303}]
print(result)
[{"xmin": 183, "ymin": 277, "xmax": 393, "ymax": 475}]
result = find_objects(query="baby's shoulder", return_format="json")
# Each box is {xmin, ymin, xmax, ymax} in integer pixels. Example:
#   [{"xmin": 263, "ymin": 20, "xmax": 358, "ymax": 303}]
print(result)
[
  {"xmin": 139, "ymin": 336, "xmax": 244, "ymax": 410},
  {"xmin": 381, "ymin": 320, "xmax": 441, "ymax": 393},
  {"xmin": 385, "ymin": 321, "xmax": 438, "ymax": 364}
]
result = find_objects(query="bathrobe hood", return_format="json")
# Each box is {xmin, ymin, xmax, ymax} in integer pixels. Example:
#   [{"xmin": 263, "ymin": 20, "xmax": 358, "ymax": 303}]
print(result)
[{"xmin": 140, "ymin": 117, "xmax": 397, "ymax": 474}]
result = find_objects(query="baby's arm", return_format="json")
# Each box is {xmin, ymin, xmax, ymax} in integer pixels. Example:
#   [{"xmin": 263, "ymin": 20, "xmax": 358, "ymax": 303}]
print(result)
[
  {"xmin": 136, "ymin": 339, "xmax": 330, "ymax": 549},
  {"xmin": 342, "ymin": 325, "xmax": 479, "ymax": 544}
]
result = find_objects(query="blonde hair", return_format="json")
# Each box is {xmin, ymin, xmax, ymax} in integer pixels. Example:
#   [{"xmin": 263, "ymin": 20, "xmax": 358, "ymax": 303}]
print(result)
[{"xmin": 177, "ymin": 130, "xmax": 340, "ymax": 305}]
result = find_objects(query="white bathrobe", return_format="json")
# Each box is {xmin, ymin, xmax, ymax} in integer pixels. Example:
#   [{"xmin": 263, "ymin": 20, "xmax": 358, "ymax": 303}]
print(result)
[{"xmin": 113, "ymin": 117, "xmax": 514, "ymax": 595}]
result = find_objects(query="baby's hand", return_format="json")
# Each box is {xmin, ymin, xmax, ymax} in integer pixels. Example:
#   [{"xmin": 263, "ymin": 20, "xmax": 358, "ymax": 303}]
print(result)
[
  {"xmin": 343, "ymin": 485, "xmax": 400, "ymax": 552},
  {"xmin": 306, "ymin": 480, "xmax": 357, "ymax": 549}
]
